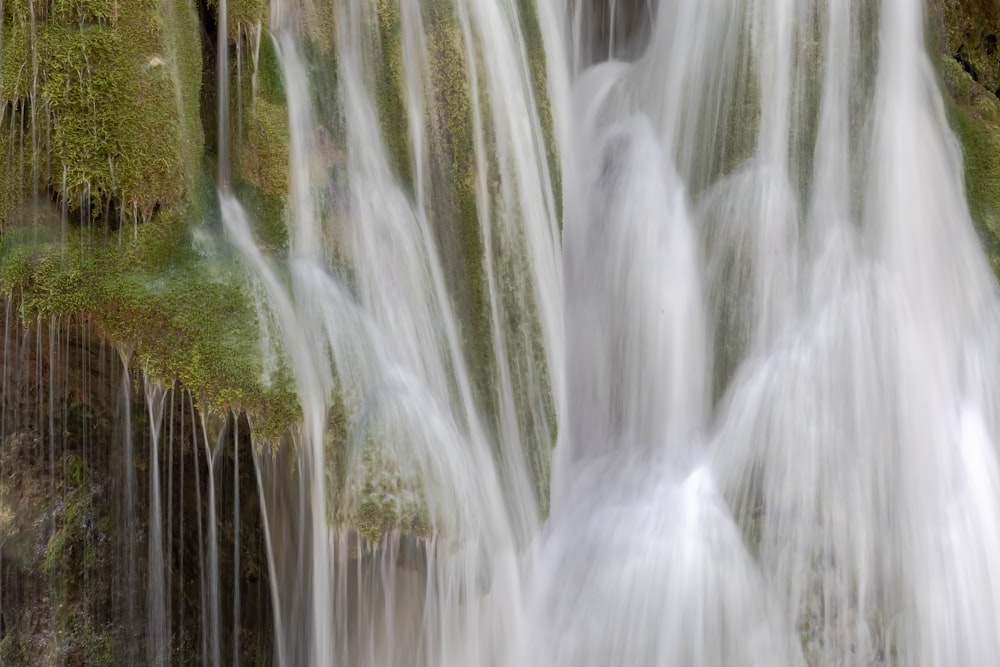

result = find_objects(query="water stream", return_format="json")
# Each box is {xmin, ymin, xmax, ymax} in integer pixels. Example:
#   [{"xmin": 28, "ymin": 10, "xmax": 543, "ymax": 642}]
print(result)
[
  {"xmin": 226, "ymin": 0, "xmax": 1000, "ymax": 664},
  {"xmin": 213, "ymin": 0, "xmax": 1000, "ymax": 664},
  {"xmin": 2, "ymin": 0, "xmax": 999, "ymax": 664}
]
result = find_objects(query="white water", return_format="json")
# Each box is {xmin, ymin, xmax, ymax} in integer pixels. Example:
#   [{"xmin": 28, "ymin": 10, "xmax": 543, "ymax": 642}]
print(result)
[{"xmin": 215, "ymin": 0, "xmax": 1000, "ymax": 665}]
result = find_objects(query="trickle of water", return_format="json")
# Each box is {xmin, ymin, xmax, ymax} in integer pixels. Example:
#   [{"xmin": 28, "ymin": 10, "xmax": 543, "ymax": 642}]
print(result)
[
  {"xmin": 117, "ymin": 348, "xmax": 141, "ymax": 658},
  {"xmin": 145, "ymin": 380, "xmax": 169, "ymax": 666}
]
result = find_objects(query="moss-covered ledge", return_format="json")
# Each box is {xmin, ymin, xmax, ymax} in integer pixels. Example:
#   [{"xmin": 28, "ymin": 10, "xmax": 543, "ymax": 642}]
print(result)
[
  {"xmin": 0, "ymin": 0, "xmax": 302, "ymax": 436},
  {"xmin": 0, "ymin": 198, "xmax": 300, "ymax": 439}
]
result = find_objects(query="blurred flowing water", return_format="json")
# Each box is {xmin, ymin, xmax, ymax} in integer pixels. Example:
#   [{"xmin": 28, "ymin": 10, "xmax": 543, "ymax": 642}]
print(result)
[
  {"xmin": 215, "ymin": 0, "xmax": 1000, "ymax": 664},
  {"xmin": 4, "ymin": 0, "xmax": 999, "ymax": 664}
]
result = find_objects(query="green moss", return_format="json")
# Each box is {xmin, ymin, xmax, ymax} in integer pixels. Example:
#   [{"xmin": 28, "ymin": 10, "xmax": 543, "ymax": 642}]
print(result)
[
  {"xmin": 0, "ymin": 237, "xmax": 34, "ymax": 285},
  {"xmin": 362, "ymin": 0, "xmax": 559, "ymax": 510},
  {"xmin": 425, "ymin": 0, "xmax": 495, "ymax": 414},
  {"xmin": 0, "ymin": 198, "xmax": 300, "ymax": 438},
  {"xmin": 48, "ymin": 0, "xmax": 120, "ymax": 23},
  {"xmin": 42, "ymin": 454, "xmax": 96, "ymax": 576},
  {"xmin": 0, "ymin": 33, "xmax": 39, "ymax": 223},
  {"xmin": 237, "ymin": 97, "xmax": 289, "ymax": 198},
  {"xmin": 0, "ymin": 0, "xmax": 296, "ymax": 435},
  {"xmin": 255, "ymin": 31, "xmax": 285, "ymax": 105},
  {"xmin": 0, "ymin": 634, "xmax": 28, "ymax": 665},
  {"xmin": 373, "ymin": 0, "xmax": 411, "ymax": 189},
  {"xmin": 954, "ymin": 105, "xmax": 1000, "ymax": 271},
  {"xmin": 235, "ymin": 181, "xmax": 288, "ymax": 250},
  {"xmin": 158, "ymin": 0, "xmax": 206, "ymax": 205},
  {"xmin": 26, "ymin": 450, "xmax": 114, "ymax": 666},
  {"xmin": 516, "ymin": 0, "xmax": 561, "ymax": 221},
  {"xmin": 305, "ymin": 1, "xmax": 337, "ymax": 54},
  {"xmin": 82, "ymin": 630, "xmax": 114, "ymax": 667},
  {"xmin": 356, "ymin": 494, "xmax": 427, "ymax": 545},
  {"xmin": 347, "ymin": 446, "xmax": 431, "ymax": 545},
  {"xmin": 360, "ymin": 0, "xmax": 497, "ymax": 423},
  {"xmin": 939, "ymin": 54, "xmax": 1000, "ymax": 275},
  {"xmin": 938, "ymin": 0, "xmax": 1000, "ymax": 95},
  {"xmin": 0, "ymin": 19, "xmax": 31, "ymax": 100},
  {"xmin": 221, "ymin": 9, "xmax": 291, "ymax": 217},
  {"xmin": 1, "ymin": 0, "xmax": 203, "ymax": 224}
]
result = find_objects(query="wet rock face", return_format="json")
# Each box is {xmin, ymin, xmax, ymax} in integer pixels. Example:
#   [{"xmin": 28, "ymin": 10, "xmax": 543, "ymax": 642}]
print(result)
[
  {"xmin": 0, "ymin": 313, "xmax": 124, "ymax": 665},
  {"xmin": 0, "ymin": 432, "xmax": 117, "ymax": 667},
  {"xmin": 0, "ymin": 309, "xmax": 275, "ymax": 665},
  {"xmin": 936, "ymin": 0, "xmax": 1000, "ymax": 96}
]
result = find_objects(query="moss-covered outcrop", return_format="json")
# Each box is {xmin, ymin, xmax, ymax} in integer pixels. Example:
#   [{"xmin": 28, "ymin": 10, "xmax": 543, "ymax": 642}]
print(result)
[
  {"xmin": 206, "ymin": 0, "xmax": 266, "ymax": 39},
  {"xmin": 199, "ymin": 0, "xmax": 291, "ymax": 247},
  {"xmin": 940, "ymin": 55, "xmax": 1000, "ymax": 271},
  {"xmin": 0, "ymin": 0, "xmax": 204, "ymax": 225},
  {"xmin": 233, "ymin": 32, "xmax": 289, "ymax": 210},
  {"xmin": 4, "ymin": 0, "xmax": 561, "ymax": 659},
  {"xmin": 0, "ymin": 0, "xmax": 301, "ymax": 434},
  {"xmin": 935, "ymin": 0, "xmax": 1000, "ymax": 96},
  {"xmin": 0, "ymin": 195, "xmax": 300, "ymax": 438},
  {"xmin": 930, "ymin": 0, "xmax": 1000, "ymax": 273}
]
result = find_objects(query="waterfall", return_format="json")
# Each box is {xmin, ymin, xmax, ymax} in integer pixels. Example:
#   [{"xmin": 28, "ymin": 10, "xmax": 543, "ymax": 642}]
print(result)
[
  {"xmin": 227, "ymin": 0, "xmax": 1000, "ymax": 664},
  {"xmin": 210, "ymin": 0, "xmax": 567, "ymax": 662},
  {"xmin": 1, "ymin": 0, "xmax": 1000, "ymax": 664}
]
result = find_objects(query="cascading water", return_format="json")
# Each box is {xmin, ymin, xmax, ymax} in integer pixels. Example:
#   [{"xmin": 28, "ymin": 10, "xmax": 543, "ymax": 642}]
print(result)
[
  {"xmin": 221, "ymin": 0, "xmax": 1000, "ymax": 664},
  {"xmin": 220, "ymin": 0, "xmax": 563, "ymax": 661},
  {"xmin": 545, "ymin": 0, "xmax": 1000, "ymax": 664},
  {"xmin": 2, "ymin": 0, "xmax": 1000, "ymax": 664}
]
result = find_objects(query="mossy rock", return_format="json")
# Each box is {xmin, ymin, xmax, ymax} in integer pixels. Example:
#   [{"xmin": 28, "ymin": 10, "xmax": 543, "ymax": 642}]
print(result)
[
  {"xmin": 337, "ymin": 409, "xmax": 434, "ymax": 546},
  {"xmin": 217, "ymin": 4, "xmax": 292, "ymax": 213},
  {"xmin": 936, "ymin": 0, "xmax": 1000, "ymax": 96},
  {"xmin": 0, "ymin": 196, "xmax": 300, "ymax": 438},
  {"xmin": 237, "ymin": 97, "xmax": 290, "ymax": 198},
  {"xmin": 938, "ymin": 54, "xmax": 1000, "ymax": 274},
  {"xmin": 0, "ymin": 105, "xmax": 35, "ymax": 224},
  {"xmin": 351, "ymin": 462, "xmax": 432, "ymax": 546},
  {"xmin": 0, "ymin": 0, "xmax": 203, "ymax": 224}
]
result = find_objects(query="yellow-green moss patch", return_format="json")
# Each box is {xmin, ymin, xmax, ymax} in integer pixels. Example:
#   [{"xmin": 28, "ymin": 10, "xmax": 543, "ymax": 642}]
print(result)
[
  {"xmin": 1, "ymin": 0, "xmax": 203, "ymax": 223},
  {"xmin": 0, "ymin": 202, "xmax": 299, "ymax": 438}
]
